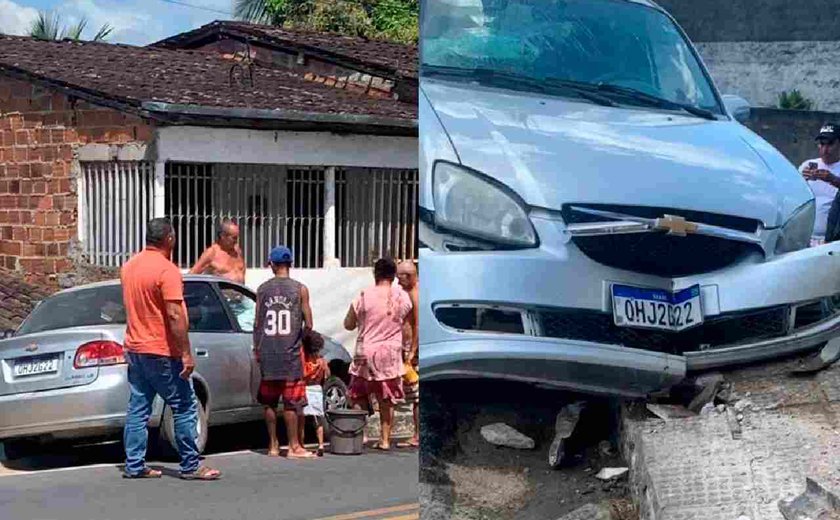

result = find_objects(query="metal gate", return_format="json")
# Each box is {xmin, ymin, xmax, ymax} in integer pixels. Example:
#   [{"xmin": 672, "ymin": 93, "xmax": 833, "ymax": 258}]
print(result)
[
  {"xmin": 336, "ymin": 167, "xmax": 418, "ymax": 267},
  {"xmin": 165, "ymin": 163, "xmax": 325, "ymax": 269},
  {"xmin": 80, "ymin": 161, "xmax": 156, "ymax": 267}
]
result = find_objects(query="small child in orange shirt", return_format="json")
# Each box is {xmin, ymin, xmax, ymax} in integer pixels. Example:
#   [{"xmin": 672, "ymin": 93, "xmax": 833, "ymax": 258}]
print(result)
[{"xmin": 300, "ymin": 329, "xmax": 330, "ymax": 456}]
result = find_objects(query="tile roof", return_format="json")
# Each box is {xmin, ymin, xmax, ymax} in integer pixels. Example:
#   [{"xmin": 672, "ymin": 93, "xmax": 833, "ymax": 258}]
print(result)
[
  {"xmin": 152, "ymin": 21, "xmax": 418, "ymax": 80},
  {"xmin": 0, "ymin": 35, "xmax": 417, "ymax": 124}
]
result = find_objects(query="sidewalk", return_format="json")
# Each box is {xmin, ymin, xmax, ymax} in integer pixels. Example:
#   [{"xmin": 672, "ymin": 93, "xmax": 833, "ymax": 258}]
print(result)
[{"xmin": 622, "ymin": 357, "xmax": 840, "ymax": 520}]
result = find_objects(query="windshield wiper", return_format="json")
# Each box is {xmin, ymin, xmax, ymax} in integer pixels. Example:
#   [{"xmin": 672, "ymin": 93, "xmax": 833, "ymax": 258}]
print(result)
[
  {"xmin": 591, "ymin": 83, "xmax": 718, "ymax": 120},
  {"xmin": 422, "ymin": 65, "xmax": 615, "ymax": 107}
]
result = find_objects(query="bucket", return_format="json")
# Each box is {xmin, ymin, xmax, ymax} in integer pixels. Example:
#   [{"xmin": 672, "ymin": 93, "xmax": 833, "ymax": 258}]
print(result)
[{"xmin": 327, "ymin": 409, "xmax": 368, "ymax": 455}]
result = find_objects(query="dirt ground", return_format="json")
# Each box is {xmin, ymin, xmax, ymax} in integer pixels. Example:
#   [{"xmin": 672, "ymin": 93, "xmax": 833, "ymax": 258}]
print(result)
[{"xmin": 420, "ymin": 380, "xmax": 639, "ymax": 520}]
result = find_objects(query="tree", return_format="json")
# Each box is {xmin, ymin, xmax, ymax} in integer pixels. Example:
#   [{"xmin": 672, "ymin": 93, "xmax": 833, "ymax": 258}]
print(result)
[
  {"xmin": 29, "ymin": 11, "xmax": 113, "ymax": 42},
  {"xmin": 233, "ymin": 0, "xmax": 418, "ymax": 44}
]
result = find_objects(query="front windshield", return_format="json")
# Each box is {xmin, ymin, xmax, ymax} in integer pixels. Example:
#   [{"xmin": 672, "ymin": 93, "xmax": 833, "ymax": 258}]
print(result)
[{"xmin": 421, "ymin": 0, "xmax": 721, "ymax": 113}]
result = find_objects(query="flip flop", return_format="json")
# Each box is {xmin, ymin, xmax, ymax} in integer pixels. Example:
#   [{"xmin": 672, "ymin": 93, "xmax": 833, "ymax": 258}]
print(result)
[
  {"xmin": 123, "ymin": 467, "xmax": 162, "ymax": 479},
  {"xmin": 287, "ymin": 449, "xmax": 318, "ymax": 459},
  {"xmin": 370, "ymin": 442, "xmax": 391, "ymax": 451},
  {"xmin": 180, "ymin": 466, "xmax": 222, "ymax": 480},
  {"xmin": 396, "ymin": 440, "xmax": 419, "ymax": 448}
]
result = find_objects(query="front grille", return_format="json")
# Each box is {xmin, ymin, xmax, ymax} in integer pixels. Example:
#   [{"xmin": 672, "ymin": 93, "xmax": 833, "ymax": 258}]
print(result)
[
  {"xmin": 538, "ymin": 306, "xmax": 789, "ymax": 354},
  {"xmin": 562, "ymin": 204, "xmax": 763, "ymax": 276}
]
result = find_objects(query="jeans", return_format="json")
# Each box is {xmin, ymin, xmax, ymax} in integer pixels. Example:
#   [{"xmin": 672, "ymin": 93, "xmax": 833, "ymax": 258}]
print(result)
[{"xmin": 123, "ymin": 352, "xmax": 200, "ymax": 475}]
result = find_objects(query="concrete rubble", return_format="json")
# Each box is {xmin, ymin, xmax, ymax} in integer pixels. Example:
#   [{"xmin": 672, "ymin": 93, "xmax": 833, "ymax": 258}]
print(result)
[
  {"xmin": 548, "ymin": 402, "xmax": 585, "ymax": 468},
  {"xmin": 554, "ymin": 502, "xmax": 613, "ymax": 520},
  {"xmin": 622, "ymin": 357, "xmax": 840, "ymax": 520},
  {"xmin": 596, "ymin": 467, "xmax": 630, "ymax": 481},
  {"xmin": 480, "ymin": 423, "xmax": 535, "ymax": 450}
]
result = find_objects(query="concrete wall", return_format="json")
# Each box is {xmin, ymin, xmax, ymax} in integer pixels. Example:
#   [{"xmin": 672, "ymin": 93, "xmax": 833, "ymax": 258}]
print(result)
[
  {"xmin": 243, "ymin": 266, "xmax": 376, "ymax": 352},
  {"xmin": 656, "ymin": 0, "xmax": 840, "ymax": 111},
  {"xmin": 744, "ymin": 107, "xmax": 838, "ymax": 168},
  {"xmin": 155, "ymin": 126, "xmax": 418, "ymax": 169}
]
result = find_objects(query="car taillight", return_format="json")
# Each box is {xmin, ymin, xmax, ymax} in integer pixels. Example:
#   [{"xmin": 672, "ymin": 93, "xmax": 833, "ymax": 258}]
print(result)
[{"xmin": 74, "ymin": 341, "xmax": 126, "ymax": 368}]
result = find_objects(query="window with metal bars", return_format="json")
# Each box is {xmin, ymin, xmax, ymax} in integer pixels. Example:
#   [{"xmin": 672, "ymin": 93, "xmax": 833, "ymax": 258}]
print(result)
[
  {"xmin": 79, "ymin": 161, "xmax": 156, "ymax": 267},
  {"xmin": 80, "ymin": 161, "xmax": 418, "ymax": 270}
]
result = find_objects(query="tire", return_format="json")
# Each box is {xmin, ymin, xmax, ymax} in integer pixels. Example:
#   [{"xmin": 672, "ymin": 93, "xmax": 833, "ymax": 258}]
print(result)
[
  {"xmin": 323, "ymin": 376, "xmax": 349, "ymax": 413},
  {"xmin": 158, "ymin": 395, "xmax": 208, "ymax": 460}
]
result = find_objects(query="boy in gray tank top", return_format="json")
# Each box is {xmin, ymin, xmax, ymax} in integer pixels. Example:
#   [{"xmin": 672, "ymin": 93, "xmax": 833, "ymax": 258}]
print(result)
[{"xmin": 253, "ymin": 246, "xmax": 316, "ymax": 459}]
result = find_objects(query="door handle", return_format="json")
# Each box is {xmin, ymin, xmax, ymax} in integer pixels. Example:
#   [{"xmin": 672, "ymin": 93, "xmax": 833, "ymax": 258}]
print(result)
[{"xmin": 195, "ymin": 349, "xmax": 209, "ymax": 358}]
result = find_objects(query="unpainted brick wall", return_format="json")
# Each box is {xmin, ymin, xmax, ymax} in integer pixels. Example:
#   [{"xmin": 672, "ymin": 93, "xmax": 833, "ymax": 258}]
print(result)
[
  {"xmin": 0, "ymin": 267, "xmax": 54, "ymax": 329},
  {"xmin": 0, "ymin": 76, "xmax": 153, "ymax": 283}
]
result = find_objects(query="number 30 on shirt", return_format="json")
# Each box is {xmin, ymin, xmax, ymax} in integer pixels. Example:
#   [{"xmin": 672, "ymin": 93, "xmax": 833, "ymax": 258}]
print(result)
[{"xmin": 263, "ymin": 309, "xmax": 291, "ymax": 336}]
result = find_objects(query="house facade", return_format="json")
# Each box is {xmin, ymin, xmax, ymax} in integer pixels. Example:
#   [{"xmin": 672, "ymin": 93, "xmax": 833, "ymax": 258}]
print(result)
[{"xmin": 0, "ymin": 29, "xmax": 418, "ymax": 344}]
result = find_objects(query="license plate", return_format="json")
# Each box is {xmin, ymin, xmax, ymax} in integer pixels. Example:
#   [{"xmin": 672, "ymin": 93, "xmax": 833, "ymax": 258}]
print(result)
[
  {"xmin": 612, "ymin": 284, "xmax": 703, "ymax": 332},
  {"xmin": 13, "ymin": 356, "xmax": 59, "ymax": 377}
]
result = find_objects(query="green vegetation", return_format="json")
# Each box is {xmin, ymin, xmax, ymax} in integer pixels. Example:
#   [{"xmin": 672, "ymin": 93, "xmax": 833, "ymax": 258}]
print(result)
[
  {"xmin": 29, "ymin": 11, "xmax": 113, "ymax": 42},
  {"xmin": 234, "ymin": 0, "xmax": 418, "ymax": 44},
  {"xmin": 778, "ymin": 89, "xmax": 815, "ymax": 111}
]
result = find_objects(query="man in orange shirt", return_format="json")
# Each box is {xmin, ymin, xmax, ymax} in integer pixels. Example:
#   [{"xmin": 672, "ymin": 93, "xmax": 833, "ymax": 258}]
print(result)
[{"xmin": 120, "ymin": 218, "xmax": 221, "ymax": 480}]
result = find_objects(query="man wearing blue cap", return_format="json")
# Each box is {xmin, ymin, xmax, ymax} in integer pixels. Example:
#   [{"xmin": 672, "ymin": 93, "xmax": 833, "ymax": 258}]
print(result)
[{"xmin": 253, "ymin": 245, "xmax": 316, "ymax": 458}]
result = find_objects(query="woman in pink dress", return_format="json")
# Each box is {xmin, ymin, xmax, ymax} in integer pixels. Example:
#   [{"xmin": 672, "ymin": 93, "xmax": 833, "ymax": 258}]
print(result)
[{"xmin": 343, "ymin": 258, "xmax": 414, "ymax": 450}]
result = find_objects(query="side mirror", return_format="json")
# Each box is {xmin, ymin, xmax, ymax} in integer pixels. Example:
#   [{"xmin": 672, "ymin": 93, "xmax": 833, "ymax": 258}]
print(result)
[
  {"xmin": 722, "ymin": 94, "xmax": 751, "ymax": 123},
  {"xmin": 1, "ymin": 329, "xmax": 14, "ymax": 339}
]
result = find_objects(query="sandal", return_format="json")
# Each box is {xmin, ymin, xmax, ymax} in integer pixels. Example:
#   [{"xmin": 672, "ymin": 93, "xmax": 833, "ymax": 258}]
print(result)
[
  {"xmin": 370, "ymin": 442, "xmax": 391, "ymax": 451},
  {"xmin": 123, "ymin": 467, "xmax": 162, "ymax": 479},
  {"xmin": 396, "ymin": 439, "xmax": 419, "ymax": 448},
  {"xmin": 180, "ymin": 465, "xmax": 222, "ymax": 480}
]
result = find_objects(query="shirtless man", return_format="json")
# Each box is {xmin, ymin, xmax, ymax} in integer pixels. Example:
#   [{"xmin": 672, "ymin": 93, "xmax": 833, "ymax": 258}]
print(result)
[
  {"xmin": 396, "ymin": 260, "xmax": 419, "ymax": 448},
  {"xmin": 190, "ymin": 220, "xmax": 246, "ymax": 284}
]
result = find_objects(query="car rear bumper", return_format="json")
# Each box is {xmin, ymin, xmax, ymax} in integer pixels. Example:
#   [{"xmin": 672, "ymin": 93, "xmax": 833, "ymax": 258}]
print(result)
[
  {"xmin": 0, "ymin": 367, "xmax": 141, "ymax": 441},
  {"xmin": 420, "ymin": 238, "xmax": 840, "ymax": 394}
]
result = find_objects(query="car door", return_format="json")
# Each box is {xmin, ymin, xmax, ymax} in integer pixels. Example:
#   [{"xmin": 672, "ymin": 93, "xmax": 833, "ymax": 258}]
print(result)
[
  {"xmin": 184, "ymin": 281, "xmax": 252, "ymax": 413},
  {"xmin": 215, "ymin": 282, "xmax": 260, "ymax": 407}
]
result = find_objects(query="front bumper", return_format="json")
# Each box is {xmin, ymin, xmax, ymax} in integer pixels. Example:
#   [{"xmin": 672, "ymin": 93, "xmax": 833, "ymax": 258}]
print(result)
[{"xmin": 419, "ymin": 222, "xmax": 840, "ymax": 395}]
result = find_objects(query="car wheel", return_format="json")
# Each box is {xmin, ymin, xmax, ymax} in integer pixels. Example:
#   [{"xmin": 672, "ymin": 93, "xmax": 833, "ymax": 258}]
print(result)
[
  {"xmin": 323, "ymin": 376, "xmax": 349, "ymax": 413},
  {"xmin": 158, "ymin": 395, "xmax": 208, "ymax": 460},
  {"xmin": 1, "ymin": 438, "xmax": 39, "ymax": 460}
]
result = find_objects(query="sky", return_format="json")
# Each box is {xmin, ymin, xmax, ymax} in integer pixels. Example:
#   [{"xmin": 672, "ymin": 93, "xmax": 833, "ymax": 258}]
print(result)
[{"xmin": 0, "ymin": 0, "xmax": 238, "ymax": 45}]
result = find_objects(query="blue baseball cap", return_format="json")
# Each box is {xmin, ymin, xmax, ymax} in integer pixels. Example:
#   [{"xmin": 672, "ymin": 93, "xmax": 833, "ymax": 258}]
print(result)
[{"xmin": 267, "ymin": 245, "xmax": 293, "ymax": 265}]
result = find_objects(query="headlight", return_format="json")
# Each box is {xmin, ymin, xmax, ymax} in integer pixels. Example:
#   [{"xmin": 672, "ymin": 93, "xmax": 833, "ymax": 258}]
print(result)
[
  {"xmin": 775, "ymin": 200, "xmax": 815, "ymax": 254},
  {"xmin": 432, "ymin": 161, "xmax": 537, "ymax": 247}
]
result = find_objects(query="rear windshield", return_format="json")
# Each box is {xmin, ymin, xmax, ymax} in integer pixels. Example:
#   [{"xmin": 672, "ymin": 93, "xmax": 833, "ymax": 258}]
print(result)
[{"xmin": 17, "ymin": 285, "xmax": 126, "ymax": 335}]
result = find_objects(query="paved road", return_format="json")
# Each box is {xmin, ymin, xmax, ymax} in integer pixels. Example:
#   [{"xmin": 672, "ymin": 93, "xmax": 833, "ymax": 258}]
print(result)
[{"xmin": 0, "ymin": 423, "xmax": 418, "ymax": 520}]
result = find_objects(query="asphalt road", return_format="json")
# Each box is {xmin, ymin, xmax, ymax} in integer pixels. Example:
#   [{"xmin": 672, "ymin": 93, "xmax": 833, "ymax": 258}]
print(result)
[{"xmin": 0, "ymin": 423, "xmax": 419, "ymax": 520}]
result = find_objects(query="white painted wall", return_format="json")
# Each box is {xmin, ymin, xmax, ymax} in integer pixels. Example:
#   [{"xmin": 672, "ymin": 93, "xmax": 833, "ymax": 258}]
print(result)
[
  {"xmin": 156, "ymin": 126, "xmax": 418, "ymax": 169},
  {"xmin": 244, "ymin": 267, "xmax": 377, "ymax": 352}
]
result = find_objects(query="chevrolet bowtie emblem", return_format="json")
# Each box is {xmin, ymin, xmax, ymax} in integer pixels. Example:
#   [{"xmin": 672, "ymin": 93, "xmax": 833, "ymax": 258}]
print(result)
[
  {"xmin": 654, "ymin": 214, "xmax": 698, "ymax": 237},
  {"xmin": 24, "ymin": 344, "xmax": 38, "ymax": 352}
]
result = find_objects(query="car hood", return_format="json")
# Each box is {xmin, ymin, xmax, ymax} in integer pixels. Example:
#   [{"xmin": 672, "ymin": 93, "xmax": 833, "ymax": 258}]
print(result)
[{"xmin": 422, "ymin": 79, "xmax": 812, "ymax": 228}]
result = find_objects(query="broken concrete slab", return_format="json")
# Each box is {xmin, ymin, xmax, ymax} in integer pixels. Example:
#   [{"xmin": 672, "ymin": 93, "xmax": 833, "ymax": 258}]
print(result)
[
  {"xmin": 548, "ymin": 402, "xmax": 585, "ymax": 468},
  {"xmin": 645, "ymin": 403, "xmax": 695, "ymax": 421},
  {"xmin": 554, "ymin": 502, "xmax": 612, "ymax": 520},
  {"xmin": 688, "ymin": 374, "xmax": 724, "ymax": 413},
  {"xmin": 480, "ymin": 423, "xmax": 535, "ymax": 450},
  {"xmin": 595, "ymin": 467, "xmax": 629, "ymax": 481},
  {"xmin": 790, "ymin": 338, "xmax": 840, "ymax": 375},
  {"xmin": 778, "ymin": 478, "xmax": 840, "ymax": 520}
]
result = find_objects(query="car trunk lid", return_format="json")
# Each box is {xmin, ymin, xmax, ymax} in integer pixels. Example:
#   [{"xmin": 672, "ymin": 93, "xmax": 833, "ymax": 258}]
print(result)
[{"xmin": 0, "ymin": 328, "xmax": 120, "ymax": 396}]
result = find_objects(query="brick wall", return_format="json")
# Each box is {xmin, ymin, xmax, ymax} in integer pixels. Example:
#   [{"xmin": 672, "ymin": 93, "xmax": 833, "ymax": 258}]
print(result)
[
  {"xmin": 0, "ymin": 76, "xmax": 153, "ymax": 282},
  {"xmin": 0, "ymin": 267, "xmax": 54, "ymax": 330}
]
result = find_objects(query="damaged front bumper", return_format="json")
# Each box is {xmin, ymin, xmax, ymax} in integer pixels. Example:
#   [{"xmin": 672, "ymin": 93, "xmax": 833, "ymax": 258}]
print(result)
[{"xmin": 419, "ymin": 239, "xmax": 840, "ymax": 398}]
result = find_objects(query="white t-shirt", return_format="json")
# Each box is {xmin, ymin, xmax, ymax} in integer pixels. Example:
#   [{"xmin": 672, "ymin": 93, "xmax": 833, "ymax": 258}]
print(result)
[{"xmin": 799, "ymin": 157, "xmax": 840, "ymax": 238}]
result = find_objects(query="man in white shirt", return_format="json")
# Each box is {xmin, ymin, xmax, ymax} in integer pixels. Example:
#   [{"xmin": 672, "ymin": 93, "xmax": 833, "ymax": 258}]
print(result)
[{"xmin": 800, "ymin": 123, "xmax": 840, "ymax": 245}]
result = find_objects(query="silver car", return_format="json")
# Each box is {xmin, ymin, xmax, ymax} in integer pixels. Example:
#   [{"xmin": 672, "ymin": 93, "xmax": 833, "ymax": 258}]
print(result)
[
  {"xmin": 0, "ymin": 275, "xmax": 351, "ymax": 459},
  {"xmin": 419, "ymin": 0, "xmax": 840, "ymax": 397}
]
